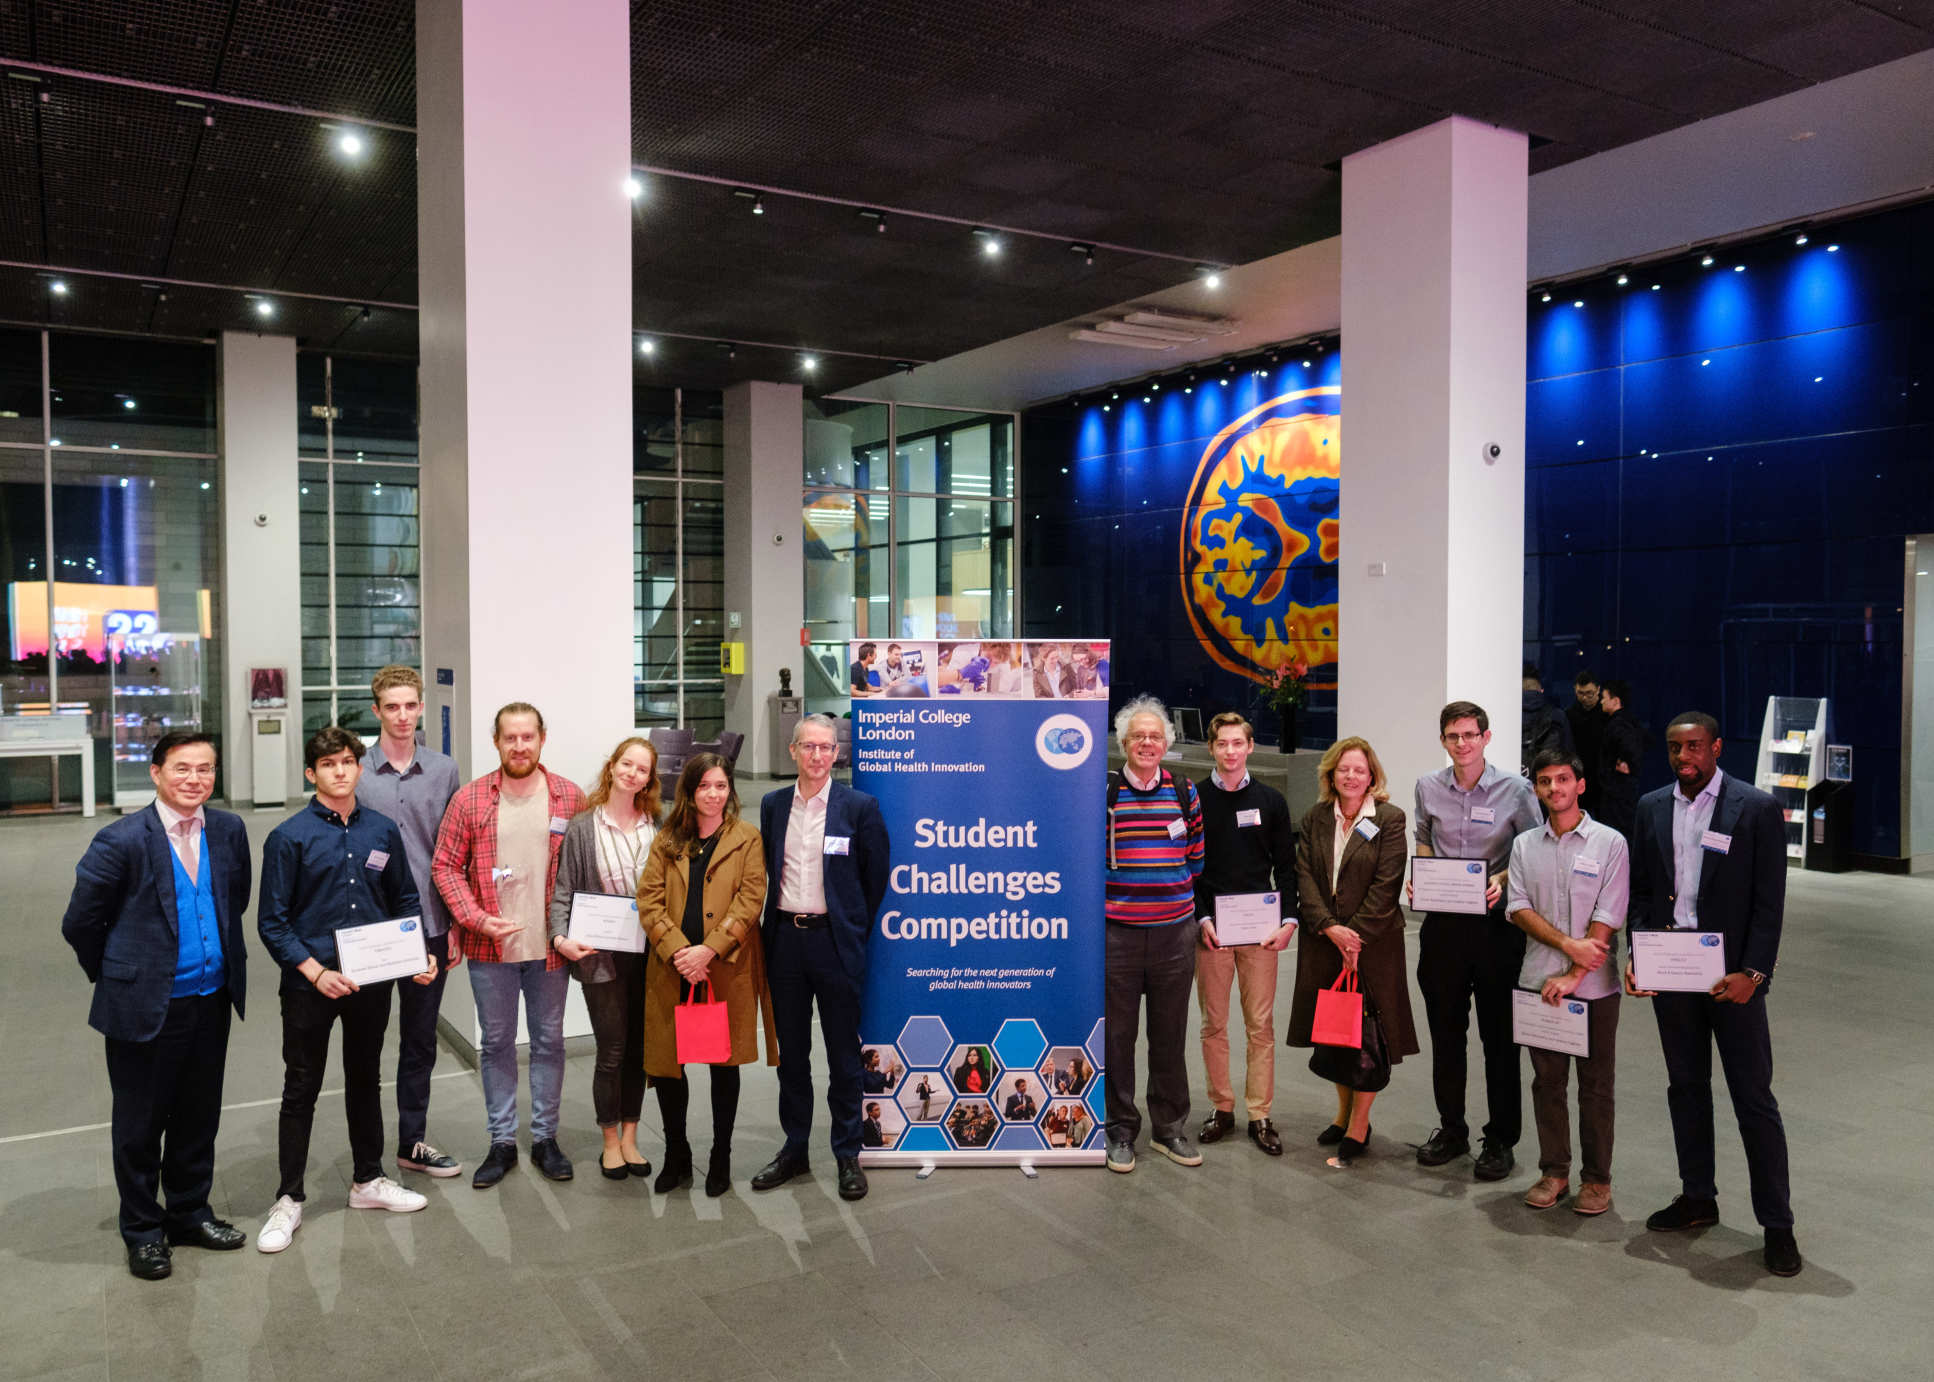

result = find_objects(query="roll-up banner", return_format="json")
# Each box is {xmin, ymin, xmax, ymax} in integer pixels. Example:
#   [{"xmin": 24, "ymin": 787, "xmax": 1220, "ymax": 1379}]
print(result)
[{"xmin": 852, "ymin": 639, "xmax": 1110, "ymax": 1166}]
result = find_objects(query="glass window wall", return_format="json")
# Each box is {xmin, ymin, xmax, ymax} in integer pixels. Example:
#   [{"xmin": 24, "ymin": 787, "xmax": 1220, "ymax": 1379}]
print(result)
[{"xmin": 635, "ymin": 388, "xmax": 725, "ymax": 737}]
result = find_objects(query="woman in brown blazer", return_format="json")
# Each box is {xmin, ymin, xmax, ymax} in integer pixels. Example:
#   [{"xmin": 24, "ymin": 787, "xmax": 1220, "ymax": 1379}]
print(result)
[
  {"xmin": 1287, "ymin": 735, "xmax": 1419, "ymax": 1166},
  {"xmin": 637, "ymin": 753, "xmax": 777, "ymax": 1197}
]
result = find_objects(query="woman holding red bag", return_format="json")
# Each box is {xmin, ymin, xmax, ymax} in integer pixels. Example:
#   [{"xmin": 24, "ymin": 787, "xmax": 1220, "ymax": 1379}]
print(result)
[
  {"xmin": 638, "ymin": 753, "xmax": 777, "ymax": 1196},
  {"xmin": 1286, "ymin": 736, "xmax": 1418, "ymax": 1167}
]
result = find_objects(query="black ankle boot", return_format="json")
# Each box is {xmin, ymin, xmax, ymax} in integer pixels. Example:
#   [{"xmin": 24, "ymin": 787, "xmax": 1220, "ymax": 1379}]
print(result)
[
  {"xmin": 653, "ymin": 1140, "xmax": 693, "ymax": 1193},
  {"xmin": 705, "ymin": 1145, "xmax": 731, "ymax": 1198}
]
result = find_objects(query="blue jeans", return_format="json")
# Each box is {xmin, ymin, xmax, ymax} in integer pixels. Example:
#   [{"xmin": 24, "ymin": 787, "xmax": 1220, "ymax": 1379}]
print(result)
[{"xmin": 468, "ymin": 960, "xmax": 569, "ymax": 1145}]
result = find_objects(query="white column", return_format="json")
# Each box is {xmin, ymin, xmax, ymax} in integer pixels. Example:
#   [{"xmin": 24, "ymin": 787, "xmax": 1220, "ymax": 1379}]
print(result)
[
  {"xmin": 416, "ymin": 0, "xmax": 633, "ymax": 791},
  {"xmin": 723, "ymin": 381, "xmax": 804, "ymax": 775},
  {"xmin": 217, "ymin": 330, "xmax": 302, "ymax": 805},
  {"xmin": 1340, "ymin": 116, "xmax": 1529, "ymax": 799}
]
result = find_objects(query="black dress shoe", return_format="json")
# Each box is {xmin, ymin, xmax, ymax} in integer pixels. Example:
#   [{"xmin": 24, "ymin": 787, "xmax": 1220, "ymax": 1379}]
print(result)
[
  {"xmin": 1317, "ymin": 1123, "xmax": 1347, "ymax": 1146},
  {"xmin": 1473, "ymin": 1139, "xmax": 1514, "ymax": 1182},
  {"xmin": 127, "ymin": 1241, "xmax": 172, "ymax": 1280},
  {"xmin": 531, "ymin": 1138, "xmax": 574, "ymax": 1182},
  {"xmin": 750, "ymin": 1150, "xmax": 810, "ymax": 1191},
  {"xmin": 1247, "ymin": 1119, "xmax": 1284, "ymax": 1156},
  {"xmin": 705, "ymin": 1147, "xmax": 731, "ymax": 1199},
  {"xmin": 1764, "ymin": 1227, "xmax": 1803, "ymax": 1277},
  {"xmin": 166, "ymin": 1218, "xmax": 245, "ymax": 1251},
  {"xmin": 836, "ymin": 1155, "xmax": 868, "ymax": 1201},
  {"xmin": 1198, "ymin": 1109, "xmax": 1236, "ymax": 1143},
  {"xmin": 1646, "ymin": 1194, "xmax": 1720, "ymax": 1232},
  {"xmin": 1416, "ymin": 1127, "xmax": 1470, "ymax": 1166},
  {"xmin": 472, "ymin": 1141, "xmax": 518, "ymax": 1189}
]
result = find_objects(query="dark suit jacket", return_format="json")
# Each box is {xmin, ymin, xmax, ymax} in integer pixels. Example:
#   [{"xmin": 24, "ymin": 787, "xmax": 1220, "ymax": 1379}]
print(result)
[
  {"xmin": 759, "ymin": 780, "xmax": 890, "ymax": 988},
  {"xmin": 61, "ymin": 805, "xmax": 253, "ymax": 1042},
  {"xmin": 1629, "ymin": 773, "xmax": 1785, "ymax": 987}
]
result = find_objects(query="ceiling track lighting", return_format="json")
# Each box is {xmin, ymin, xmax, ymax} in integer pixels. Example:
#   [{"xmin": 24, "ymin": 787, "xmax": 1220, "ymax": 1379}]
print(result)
[
  {"xmin": 859, "ymin": 208, "xmax": 887, "ymax": 233},
  {"xmin": 733, "ymin": 188, "xmax": 764, "ymax": 215},
  {"xmin": 973, "ymin": 228, "xmax": 1002, "ymax": 257},
  {"xmin": 1193, "ymin": 264, "xmax": 1223, "ymax": 289},
  {"xmin": 1068, "ymin": 241, "xmax": 1095, "ymax": 266}
]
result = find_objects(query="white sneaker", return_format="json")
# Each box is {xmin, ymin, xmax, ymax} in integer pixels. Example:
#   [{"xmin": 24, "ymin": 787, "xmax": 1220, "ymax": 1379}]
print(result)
[
  {"xmin": 256, "ymin": 1195, "xmax": 302, "ymax": 1253},
  {"xmin": 349, "ymin": 1175, "xmax": 428, "ymax": 1213}
]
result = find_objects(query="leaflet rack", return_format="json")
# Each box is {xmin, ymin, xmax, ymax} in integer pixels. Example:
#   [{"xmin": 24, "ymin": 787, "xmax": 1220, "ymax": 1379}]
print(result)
[{"xmin": 1753, "ymin": 696, "xmax": 1828, "ymax": 864}]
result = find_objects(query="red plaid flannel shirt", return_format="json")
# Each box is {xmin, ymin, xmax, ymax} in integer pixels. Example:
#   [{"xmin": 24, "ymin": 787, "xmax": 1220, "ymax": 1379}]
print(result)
[{"xmin": 432, "ymin": 767, "xmax": 586, "ymax": 970}]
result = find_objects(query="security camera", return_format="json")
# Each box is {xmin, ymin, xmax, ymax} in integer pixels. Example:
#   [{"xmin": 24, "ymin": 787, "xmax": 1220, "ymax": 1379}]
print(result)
[
  {"xmin": 773, "ymin": 532, "xmax": 786, "ymax": 546},
  {"xmin": 1482, "ymin": 442, "xmax": 1503, "ymax": 464}
]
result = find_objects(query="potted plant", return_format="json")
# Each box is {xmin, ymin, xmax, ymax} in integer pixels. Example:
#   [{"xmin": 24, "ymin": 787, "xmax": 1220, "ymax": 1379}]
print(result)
[{"xmin": 1259, "ymin": 658, "xmax": 1309, "ymax": 753}]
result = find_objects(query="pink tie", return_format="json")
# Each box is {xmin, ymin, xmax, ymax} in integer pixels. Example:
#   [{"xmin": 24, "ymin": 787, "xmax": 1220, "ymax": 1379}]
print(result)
[{"xmin": 175, "ymin": 819, "xmax": 200, "ymax": 884}]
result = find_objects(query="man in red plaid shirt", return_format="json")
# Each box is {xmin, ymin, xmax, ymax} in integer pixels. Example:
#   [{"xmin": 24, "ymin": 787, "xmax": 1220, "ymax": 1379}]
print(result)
[{"xmin": 431, "ymin": 703, "xmax": 585, "ymax": 1188}]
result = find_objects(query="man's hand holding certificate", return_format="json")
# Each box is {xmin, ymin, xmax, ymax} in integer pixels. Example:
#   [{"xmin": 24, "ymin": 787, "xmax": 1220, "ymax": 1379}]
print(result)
[
  {"xmin": 567, "ymin": 892, "xmax": 647, "ymax": 953},
  {"xmin": 335, "ymin": 915, "xmax": 432, "ymax": 986},
  {"xmin": 1410, "ymin": 856, "xmax": 1490, "ymax": 915},
  {"xmin": 1512, "ymin": 988, "xmax": 1590, "ymax": 1057},
  {"xmin": 1207, "ymin": 892, "xmax": 1294, "ymax": 948},
  {"xmin": 1629, "ymin": 929, "xmax": 1727, "ymax": 993}
]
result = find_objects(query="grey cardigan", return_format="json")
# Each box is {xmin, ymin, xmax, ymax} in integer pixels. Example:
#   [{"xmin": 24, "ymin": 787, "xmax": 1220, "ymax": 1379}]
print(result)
[{"xmin": 545, "ymin": 809, "xmax": 656, "ymax": 985}]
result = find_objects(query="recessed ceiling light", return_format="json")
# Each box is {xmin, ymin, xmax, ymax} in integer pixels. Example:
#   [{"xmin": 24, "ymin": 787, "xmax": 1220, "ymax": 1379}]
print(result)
[
  {"xmin": 1616, "ymin": 273, "xmax": 1629, "ymax": 286},
  {"xmin": 1794, "ymin": 233, "xmax": 1808, "ymax": 246},
  {"xmin": 1733, "ymin": 264, "xmax": 1745, "ymax": 273},
  {"xmin": 638, "ymin": 338, "xmax": 655, "ymax": 355},
  {"xmin": 1540, "ymin": 292, "xmax": 1551, "ymax": 302},
  {"xmin": 338, "ymin": 131, "xmax": 363, "ymax": 156},
  {"xmin": 122, "ymin": 398, "xmax": 136, "ymax": 409},
  {"xmin": 50, "ymin": 280, "xmax": 67, "ymax": 295},
  {"xmin": 1826, "ymin": 243, "xmax": 1839, "ymax": 252},
  {"xmin": 802, "ymin": 355, "xmax": 817, "ymax": 371},
  {"xmin": 626, "ymin": 176, "xmax": 644, "ymax": 200},
  {"xmin": 1572, "ymin": 300, "xmax": 1584, "ymax": 308},
  {"xmin": 1650, "ymin": 283, "xmax": 1661, "ymax": 291},
  {"xmin": 1701, "ymin": 254, "xmax": 1715, "ymax": 267},
  {"xmin": 255, "ymin": 300, "xmax": 275, "ymax": 318}
]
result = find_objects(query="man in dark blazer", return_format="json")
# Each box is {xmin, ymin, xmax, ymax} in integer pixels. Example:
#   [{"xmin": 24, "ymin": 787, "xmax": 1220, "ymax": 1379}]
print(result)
[
  {"xmin": 1625, "ymin": 711, "xmax": 1799, "ymax": 1277},
  {"xmin": 60, "ymin": 731, "xmax": 253, "ymax": 1280},
  {"xmin": 752, "ymin": 713, "xmax": 890, "ymax": 1200}
]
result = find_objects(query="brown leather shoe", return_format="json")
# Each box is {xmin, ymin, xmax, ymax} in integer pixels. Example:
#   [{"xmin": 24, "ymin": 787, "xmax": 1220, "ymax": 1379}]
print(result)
[
  {"xmin": 1573, "ymin": 1182, "xmax": 1613, "ymax": 1216},
  {"xmin": 1198, "ymin": 1109, "xmax": 1236, "ymax": 1143},
  {"xmin": 1247, "ymin": 1119, "xmax": 1284, "ymax": 1157},
  {"xmin": 1523, "ymin": 1175, "xmax": 1569, "ymax": 1210}
]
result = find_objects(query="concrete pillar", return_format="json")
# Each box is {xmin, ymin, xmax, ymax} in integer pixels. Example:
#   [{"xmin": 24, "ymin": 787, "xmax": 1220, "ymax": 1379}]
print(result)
[
  {"xmin": 416, "ymin": 0, "xmax": 633, "ymax": 791},
  {"xmin": 723, "ymin": 380, "xmax": 804, "ymax": 775},
  {"xmin": 217, "ymin": 330, "xmax": 302, "ymax": 804},
  {"xmin": 1339, "ymin": 116, "xmax": 1529, "ymax": 800}
]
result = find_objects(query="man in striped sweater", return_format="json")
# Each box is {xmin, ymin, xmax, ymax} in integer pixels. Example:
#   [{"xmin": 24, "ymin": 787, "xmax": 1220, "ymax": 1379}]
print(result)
[{"xmin": 1103, "ymin": 696, "xmax": 1207, "ymax": 1172}]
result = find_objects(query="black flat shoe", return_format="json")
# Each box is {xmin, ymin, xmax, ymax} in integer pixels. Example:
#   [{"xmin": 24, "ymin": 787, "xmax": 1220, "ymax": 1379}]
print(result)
[
  {"xmin": 750, "ymin": 1151, "xmax": 810, "ymax": 1191},
  {"xmin": 599, "ymin": 1154, "xmax": 629, "ymax": 1181},
  {"xmin": 1317, "ymin": 1123, "xmax": 1347, "ymax": 1146},
  {"xmin": 1330, "ymin": 1136, "xmax": 1369, "ymax": 1166},
  {"xmin": 166, "ymin": 1218, "xmax": 245, "ymax": 1251},
  {"xmin": 624, "ymin": 1157, "xmax": 653, "ymax": 1179},
  {"xmin": 126, "ymin": 1242, "xmax": 172, "ymax": 1280}
]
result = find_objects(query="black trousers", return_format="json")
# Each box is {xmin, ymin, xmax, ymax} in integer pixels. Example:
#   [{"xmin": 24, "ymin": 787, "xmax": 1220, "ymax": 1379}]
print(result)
[
  {"xmin": 277, "ymin": 980, "xmax": 393, "ymax": 1200},
  {"xmin": 105, "ymin": 990, "xmax": 231, "ymax": 1246},
  {"xmin": 768, "ymin": 922, "xmax": 864, "ymax": 1159},
  {"xmin": 1653, "ymin": 989, "xmax": 1792, "ymax": 1227},
  {"xmin": 1103, "ymin": 920, "xmax": 1197, "ymax": 1144},
  {"xmin": 580, "ymin": 953, "xmax": 647, "ymax": 1127},
  {"xmin": 656, "ymin": 1064, "xmax": 742, "ymax": 1150},
  {"xmin": 393, "ymin": 947, "xmax": 449, "ymax": 1149},
  {"xmin": 1417, "ymin": 911, "xmax": 1526, "ymax": 1146}
]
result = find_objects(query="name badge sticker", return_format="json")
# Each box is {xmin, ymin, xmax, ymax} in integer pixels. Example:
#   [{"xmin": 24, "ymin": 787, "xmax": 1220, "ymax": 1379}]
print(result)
[
  {"xmin": 1354, "ymin": 817, "xmax": 1380, "ymax": 842},
  {"xmin": 549, "ymin": 816, "xmax": 569, "ymax": 836},
  {"xmin": 823, "ymin": 835, "xmax": 851, "ymax": 856},
  {"xmin": 364, "ymin": 849, "xmax": 390, "ymax": 872},
  {"xmin": 1701, "ymin": 830, "xmax": 1732, "ymax": 855},
  {"xmin": 1572, "ymin": 856, "xmax": 1601, "ymax": 878},
  {"xmin": 1471, "ymin": 806, "xmax": 1497, "ymax": 824},
  {"xmin": 1166, "ymin": 817, "xmax": 1188, "ymax": 840},
  {"xmin": 1235, "ymin": 808, "xmax": 1262, "ymax": 828}
]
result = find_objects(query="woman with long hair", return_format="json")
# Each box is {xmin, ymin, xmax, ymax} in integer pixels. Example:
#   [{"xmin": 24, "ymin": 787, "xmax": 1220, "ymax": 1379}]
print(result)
[
  {"xmin": 1285, "ymin": 736, "xmax": 1419, "ymax": 1167},
  {"xmin": 637, "ymin": 752, "xmax": 776, "ymax": 1196},
  {"xmin": 547, "ymin": 736, "xmax": 661, "ymax": 1180}
]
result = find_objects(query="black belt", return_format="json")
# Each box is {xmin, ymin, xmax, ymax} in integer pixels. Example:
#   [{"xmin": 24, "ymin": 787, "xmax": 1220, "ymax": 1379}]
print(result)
[{"xmin": 782, "ymin": 912, "xmax": 830, "ymax": 930}]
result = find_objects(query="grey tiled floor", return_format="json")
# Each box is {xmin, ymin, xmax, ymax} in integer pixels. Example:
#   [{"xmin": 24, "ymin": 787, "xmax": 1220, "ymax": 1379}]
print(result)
[{"xmin": 3, "ymin": 811, "xmax": 1929, "ymax": 1380}]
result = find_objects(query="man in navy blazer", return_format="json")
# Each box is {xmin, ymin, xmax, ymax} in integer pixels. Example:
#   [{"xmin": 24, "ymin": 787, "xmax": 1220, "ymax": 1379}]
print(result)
[
  {"xmin": 1624, "ymin": 711, "xmax": 1799, "ymax": 1277},
  {"xmin": 751, "ymin": 713, "xmax": 890, "ymax": 1201},
  {"xmin": 60, "ymin": 731, "xmax": 253, "ymax": 1280}
]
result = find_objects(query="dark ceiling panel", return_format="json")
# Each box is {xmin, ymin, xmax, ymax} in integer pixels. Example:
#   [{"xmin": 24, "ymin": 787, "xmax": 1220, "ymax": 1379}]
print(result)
[
  {"xmin": 28, "ymin": 0, "xmax": 231, "ymax": 89},
  {"xmin": 0, "ymin": 78, "xmax": 44, "ymax": 261},
  {"xmin": 213, "ymin": 0, "xmax": 415, "ymax": 126},
  {"xmin": 38, "ymin": 79, "xmax": 201, "ymax": 274}
]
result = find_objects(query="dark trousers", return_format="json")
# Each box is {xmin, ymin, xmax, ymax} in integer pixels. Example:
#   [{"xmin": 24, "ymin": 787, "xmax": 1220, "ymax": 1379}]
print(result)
[
  {"xmin": 768, "ymin": 922, "xmax": 864, "ymax": 1158},
  {"xmin": 105, "ymin": 990, "xmax": 231, "ymax": 1246},
  {"xmin": 277, "ymin": 980, "xmax": 393, "ymax": 1201},
  {"xmin": 392, "ymin": 947, "xmax": 449, "ymax": 1149},
  {"xmin": 1529, "ymin": 992, "xmax": 1620, "ymax": 1184},
  {"xmin": 580, "ymin": 953, "xmax": 647, "ymax": 1127},
  {"xmin": 1103, "ymin": 919, "xmax": 1197, "ymax": 1144},
  {"xmin": 656, "ymin": 1064, "xmax": 742, "ymax": 1150},
  {"xmin": 1417, "ymin": 911, "xmax": 1526, "ymax": 1146},
  {"xmin": 1652, "ymin": 990, "xmax": 1792, "ymax": 1227}
]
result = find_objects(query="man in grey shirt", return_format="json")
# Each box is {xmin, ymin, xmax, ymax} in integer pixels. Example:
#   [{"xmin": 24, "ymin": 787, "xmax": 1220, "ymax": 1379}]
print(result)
[
  {"xmin": 355, "ymin": 666, "xmax": 464, "ymax": 1178},
  {"xmin": 1507, "ymin": 748, "xmax": 1628, "ymax": 1216},
  {"xmin": 1412, "ymin": 700, "xmax": 1543, "ymax": 1182}
]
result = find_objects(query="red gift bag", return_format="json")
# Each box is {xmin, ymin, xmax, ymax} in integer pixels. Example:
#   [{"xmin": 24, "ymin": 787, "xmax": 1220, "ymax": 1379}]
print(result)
[
  {"xmin": 675, "ymin": 981, "xmax": 732, "ymax": 1065},
  {"xmin": 1311, "ymin": 969, "xmax": 1364, "ymax": 1049}
]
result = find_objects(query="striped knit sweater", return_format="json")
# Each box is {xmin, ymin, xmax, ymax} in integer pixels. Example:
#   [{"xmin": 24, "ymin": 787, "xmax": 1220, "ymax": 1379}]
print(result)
[{"xmin": 1104, "ymin": 768, "xmax": 1205, "ymax": 925}]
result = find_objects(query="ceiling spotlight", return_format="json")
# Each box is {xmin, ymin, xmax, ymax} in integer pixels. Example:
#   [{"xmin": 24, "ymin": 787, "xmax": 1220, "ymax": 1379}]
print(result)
[
  {"xmin": 859, "ymin": 208, "xmax": 886, "ymax": 233},
  {"xmin": 752, "ymin": 196, "xmax": 764, "ymax": 216},
  {"xmin": 1733, "ymin": 264, "xmax": 1745, "ymax": 272},
  {"xmin": 1826, "ymin": 243, "xmax": 1840, "ymax": 252},
  {"xmin": 1540, "ymin": 291, "xmax": 1551, "ymax": 302},
  {"xmin": 1101, "ymin": 403, "xmax": 1110, "ymax": 412},
  {"xmin": 638, "ymin": 338, "xmax": 655, "ymax": 356},
  {"xmin": 1150, "ymin": 380, "xmax": 1161, "ymax": 391},
  {"xmin": 1700, "ymin": 254, "xmax": 1715, "ymax": 267},
  {"xmin": 50, "ymin": 279, "xmax": 68, "ymax": 296},
  {"xmin": 733, "ymin": 188, "xmax": 764, "ymax": 215},
  {"xmin": 801, "ymin": 355, "xmax": 818, "ymax": 372},
  {"xmin": 896, "ymin": 361, "xmax": 914, "ymax": 374},
  {"xmin": 1110, "ymin": 391, "xmax": 1119, "ymax": 400},
  {"xmin": 1204, "ymin": 273, "xmax": 1221, "ymax": 288},
  {"xmin": 1302, "ymin": 359, "xmax": 1312, "ymax": 368},
  {"xmin": 1794, "ymin": 232, "xmax": 1809, "ymax": 246},
  {"xmin": 626, "ymin": 176, "xmax": 644, "ymax": 200},
  {"xmin": 1141, "ymin": 395, "xmax": 1150, "ymax": 403},
  {"xmin": 1069, "ymin": 242, "xmax": 1095, "ymax": 266},
  {"xmin": 1650, "ymin": 283, "xmax": 1661, "ymax": 291},
  {"xmin": 122, "ymin": 398, "xmax": 136, "ymax": 410},
  {"xmin": 1615, "ymin": 273, "xmax": 1629, "ymax": 286},
  {"xmin": 974, "ymin": 229, "xmax": 1002, "ymax": 257},
  {"xmin": 1572, "ymin": 299, "xmax": 1584, "ymax": 308},
  {"xmin": 338, "ymin": 130, "xmax": 364, "ymax": 156},
  {"xmin": 254, "ymin": 300, "xmax": 275, "ymax": 319}
]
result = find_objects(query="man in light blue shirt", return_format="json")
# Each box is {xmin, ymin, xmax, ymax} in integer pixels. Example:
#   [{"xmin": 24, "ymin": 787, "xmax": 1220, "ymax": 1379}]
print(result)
[{"xmin": 1507, "ymin": 749, "xmax": 1628, "ymax": 1216}]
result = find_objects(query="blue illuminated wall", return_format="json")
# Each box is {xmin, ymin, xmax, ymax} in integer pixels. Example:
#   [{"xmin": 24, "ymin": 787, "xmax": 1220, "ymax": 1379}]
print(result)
[{"xmin": 1023, "ymin": 200, "xmax": 1933, "ymax": 858}]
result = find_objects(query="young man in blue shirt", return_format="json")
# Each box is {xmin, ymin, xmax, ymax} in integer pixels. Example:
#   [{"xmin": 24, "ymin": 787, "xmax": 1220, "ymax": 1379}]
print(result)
[{"xmin": 255, "ymin": 727, "xmax": 438, "ymax": 1252}]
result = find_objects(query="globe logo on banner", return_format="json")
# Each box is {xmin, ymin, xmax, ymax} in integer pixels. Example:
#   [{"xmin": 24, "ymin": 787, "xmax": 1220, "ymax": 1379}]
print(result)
[
  {"xmin": 1179, "ymin": 387, "xmax": 1340, "ymax": 685},
  {"xmin": 1035, "ymin": 713, "xmax": 1093, "ymax": 770},
  {"xmin": 1700, "ymin": 935, "xmax": 1722, "ymax": 947}
]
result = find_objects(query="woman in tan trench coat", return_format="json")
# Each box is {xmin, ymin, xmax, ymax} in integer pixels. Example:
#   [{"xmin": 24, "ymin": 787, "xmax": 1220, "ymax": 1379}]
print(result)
[
  {"xmin": 1286, "ymin": 735, "xmax": 1419, "ymax": 1168},
  {"xmin": 637, "ymin": 752, "xmax": 777, "ymax": 1197}
]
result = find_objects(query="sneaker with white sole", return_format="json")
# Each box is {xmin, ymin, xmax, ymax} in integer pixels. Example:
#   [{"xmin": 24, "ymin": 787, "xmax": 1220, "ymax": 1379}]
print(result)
[
  {"xmin": 349, "ymin": 1175, "xmax": 428, "ymax": 1213},
  {"xmin": 256, "ymin": 1195, "xmax": 302, "ymax": 1253},
  {"xmin": 397, "ymin": 1141, "xmax": 463, "ymax": 1178}
]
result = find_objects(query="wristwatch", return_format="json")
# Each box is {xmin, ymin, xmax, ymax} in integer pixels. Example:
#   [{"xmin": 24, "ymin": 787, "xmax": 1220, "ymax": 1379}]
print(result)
[{"xmin": 1744, "ymin": 968, "xmax": 1768, "ymax": 987}]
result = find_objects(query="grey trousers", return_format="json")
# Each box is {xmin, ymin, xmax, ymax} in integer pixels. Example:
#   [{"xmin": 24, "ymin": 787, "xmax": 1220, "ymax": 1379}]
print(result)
[
  {"xmin": 1104, "ymin": 919, "xmax": 1197, "ymax": 1143},
  {"xmin": 1529, "ymin": 991, "xmax": 1619, "ymax": 1184}
]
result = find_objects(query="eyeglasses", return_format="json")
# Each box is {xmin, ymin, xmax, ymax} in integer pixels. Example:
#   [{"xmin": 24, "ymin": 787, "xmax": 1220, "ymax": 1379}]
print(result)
[
  {"xmin": 1442, "ymin": 732, "xmax": 1485, "ymax": 744},
  {"xmin": 794, "ymin": 742, "xmax": 837, "ymax": 756},
  {"xmin": 1127, "ymin": 733, "xmax": 1166, "ymax": 745}
]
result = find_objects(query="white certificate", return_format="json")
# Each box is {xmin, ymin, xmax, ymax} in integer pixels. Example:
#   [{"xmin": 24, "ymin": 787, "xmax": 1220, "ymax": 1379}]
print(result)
[
  {"xmin": 1410, "ymin": 856, "xmax": 1489, "ymax": 915},
  {"xmin": 334, "ymin": 915, "xmax": 430, "ymax": 986},
  {"xmin": 1630, "ymin": 930, "xmax": 1727, "ymax": 992},
  {"xmin": 1214, "ymin": 892, "xmax": 1292, "ymax": 947},
  {"xmin": 1512, "ymin": 988, "xmax": 1590, "ymax": 1057},
  {"xmin": 567, "ymin": 891, "xmax": 646, "ymax": 953}
]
